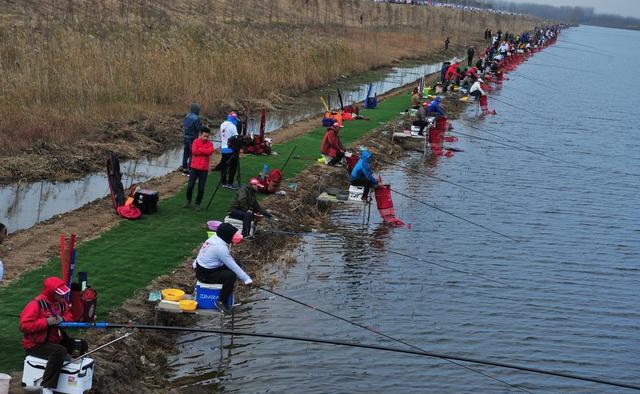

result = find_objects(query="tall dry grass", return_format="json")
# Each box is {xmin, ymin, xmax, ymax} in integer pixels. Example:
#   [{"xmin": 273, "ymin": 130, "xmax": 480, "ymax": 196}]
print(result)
[{"xmin": 0, "ymin": 0, "xmax": 536, "ymax": 154}]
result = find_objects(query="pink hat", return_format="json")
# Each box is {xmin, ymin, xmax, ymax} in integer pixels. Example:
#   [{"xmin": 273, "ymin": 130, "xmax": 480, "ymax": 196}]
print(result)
[
  {"xmin": 229, "ymin": 111, "xmax": 238, "ymax": 118},
  {"xmin": 250, "ymin": 178, "xmax": 264, "ymax": 188},
  {"xmin": 231, "ymin": 231, "xmax": 244, "ymax": 244}
]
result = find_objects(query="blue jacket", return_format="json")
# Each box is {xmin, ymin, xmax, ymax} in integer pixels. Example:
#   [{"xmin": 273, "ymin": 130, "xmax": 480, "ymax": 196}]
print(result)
[
  {"xmin": 183, "ymin": 103, "xmax": 201, "ymax": 143},
  {"xmin": 350, "ymin": 150, "xmax": 378, "ymax": 185},
  {"xmin": 427, "ymin": 97, "xmax": 444, "ymax": 116}
]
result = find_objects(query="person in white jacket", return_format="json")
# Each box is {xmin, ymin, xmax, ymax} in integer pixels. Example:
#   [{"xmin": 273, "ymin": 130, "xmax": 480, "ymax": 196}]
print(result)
[
  {"xmin": 193, "ymin": 222, "xmax": 252, "ymax": 313},
  {"xmin": 469, "ymin": 78, "xmax": 486, "ymax": 98}
]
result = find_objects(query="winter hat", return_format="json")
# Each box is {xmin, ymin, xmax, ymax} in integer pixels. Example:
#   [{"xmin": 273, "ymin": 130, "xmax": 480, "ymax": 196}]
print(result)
[
  {"xmin": 190, "ymin": 103, "xmax": 200, "ymax": 115},
  {"xmin": 216, "ymin": 223, "xmax": 238, "ymax": 244},
  {"xmin": 250, "ymin": 178, "xmax": 264, "ymax": 188}
]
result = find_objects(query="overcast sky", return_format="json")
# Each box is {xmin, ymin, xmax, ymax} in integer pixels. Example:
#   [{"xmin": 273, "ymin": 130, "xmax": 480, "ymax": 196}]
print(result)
[{"xmin": 501, "ymin": 0, "xmax": 640, "ymax": 18}]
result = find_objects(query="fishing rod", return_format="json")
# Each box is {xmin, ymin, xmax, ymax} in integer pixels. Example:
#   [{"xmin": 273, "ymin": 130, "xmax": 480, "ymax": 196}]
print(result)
[
  {"xmin": 280, "ymin": 145, "xmax": 297, "ymax": 174},
  {"xmin": 553, "ymin": 45, "xmax": 611, "ymax": 57},
  {"xmin": 389, "ymin": 188, "xmax": 518, "ymax": 242},
  {"xmin": 57, "ymin": 322, "xmax": 640, "ymax": 391},
  {"xmin": 376, "ymin": 158, "xmax": 517, "ymax": 206},
  {"xmin": 256, "ymin": 286, "xmax": 528, "ymax": 393},
  {"xmin": 63, "ymin": 332, "xmax": 133, "ymax": 367},
  {"xmin": 523, "ymin": 62, "xmax": 594, "ymax": 74}
]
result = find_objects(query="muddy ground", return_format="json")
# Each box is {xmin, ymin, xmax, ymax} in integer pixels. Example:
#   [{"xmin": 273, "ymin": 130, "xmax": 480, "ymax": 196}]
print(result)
[{"xmin": 5, "ymin": 72, "xmax": 473, "ymax": 392}]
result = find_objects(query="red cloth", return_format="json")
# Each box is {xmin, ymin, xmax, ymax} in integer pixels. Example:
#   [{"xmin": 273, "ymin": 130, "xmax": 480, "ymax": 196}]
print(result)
[
  {"xmin": 320, "ymin": 129, "xmax": 344, "ymax": 158},
  {"xmin": 19, "ymin": 277, "xmax": 74, "ymax": 350},
  {"xmin": 190, "ymin": 138, "xmax": 214, "ymax": 171},
  {"xmin": 466, "ymin": 67, "xmax": 478, "ymax": 79}
]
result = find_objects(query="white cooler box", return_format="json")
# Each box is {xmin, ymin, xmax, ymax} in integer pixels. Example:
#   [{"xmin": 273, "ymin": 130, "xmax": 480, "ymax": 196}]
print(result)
[
  {"xmin": 224, "ymin": 215, "xmax": 256, "ymax": 237},
  {"xmin": 348, "ymin": 185, "xmax": 365, "ymax": 202},
  {"xmin": 22, "ymin": 356, "xmax": 94, "ymax": 393}
]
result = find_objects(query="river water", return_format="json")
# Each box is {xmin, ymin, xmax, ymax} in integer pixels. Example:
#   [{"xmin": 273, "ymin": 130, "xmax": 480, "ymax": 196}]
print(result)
[
  {"xmin": 168, "ymin": 25, "xmax": 640, "ymax": 393},
  {"xmin": 0, "ymin": 62, "xmax": 442, "ymax": 234}
]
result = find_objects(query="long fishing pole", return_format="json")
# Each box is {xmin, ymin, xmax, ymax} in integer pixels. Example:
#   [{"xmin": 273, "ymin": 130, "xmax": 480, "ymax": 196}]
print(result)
[
  {"xmin": 280, "ymin": 145, "xmax": 297, "ymax": 174},
  {"xmin": 376, "ymin": 158, "xmax": 516, "ymax": 206},
  {"xmin": 58, "ymin": 322, "xmax": 640, "ymax": 391},
  {"xmin": 524, "ymin": 62, "xmax": 593, "ymax": 74},
  {"xmin": 389, "ymin": 188, "xmax": 518, "ymax": 242},
  {"xmin": 64, "ymin": 332, "xmax": 133, "ymax": 367},
  {"xmin": 256, "ymin": 286, "xmax": 528, "ymax": 393}
]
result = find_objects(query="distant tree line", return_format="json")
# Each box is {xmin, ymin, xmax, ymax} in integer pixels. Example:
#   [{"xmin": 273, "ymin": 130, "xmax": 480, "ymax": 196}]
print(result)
[{"xmin": 485, "ymin": 1, "xmax": 640, "ymax": 30}]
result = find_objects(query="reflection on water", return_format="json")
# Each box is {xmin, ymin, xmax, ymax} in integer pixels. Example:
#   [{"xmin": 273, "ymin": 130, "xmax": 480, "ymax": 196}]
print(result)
[
  {"xmin": 1, "ymin": 61, "xmax": 444, "ymax": 233},
  {"xmin": 169, "ymin": 26, "xmax": 640, "ymax": 393}
]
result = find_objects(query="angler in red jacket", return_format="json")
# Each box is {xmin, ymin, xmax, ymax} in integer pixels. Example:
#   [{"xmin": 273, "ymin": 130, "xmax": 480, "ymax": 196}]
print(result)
[
  {"xmin": 19, "ymin": 276, "xmax": 87, "ymax": 391},
  {"xmin": 320, "ymin": 122, "xmax": 345, "ymax": 166},
  {"xmin": 184, "ymin": 127, "xmax": 214, "ymax": 211}
]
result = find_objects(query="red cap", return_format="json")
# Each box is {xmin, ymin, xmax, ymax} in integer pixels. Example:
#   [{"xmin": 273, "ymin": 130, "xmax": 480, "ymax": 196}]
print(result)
[
  {"xmin": 229, "ymin": 111, "xmax": 238, "ymax": 118},
  {"xmin": 54, "ymin": 284, "xmax": 71, "ymax": 296}
]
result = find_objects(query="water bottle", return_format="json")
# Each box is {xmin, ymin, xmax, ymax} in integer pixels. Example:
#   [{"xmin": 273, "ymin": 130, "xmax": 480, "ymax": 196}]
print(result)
[{"xmin": 259, "ymin": 164, "xmax": 269, "ymax": 179}]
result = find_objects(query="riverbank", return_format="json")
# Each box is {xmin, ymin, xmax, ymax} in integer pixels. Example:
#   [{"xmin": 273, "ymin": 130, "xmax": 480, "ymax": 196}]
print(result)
[{"xmin": 0, "ymin": 0, "xmax": 535, "ymax": 183}]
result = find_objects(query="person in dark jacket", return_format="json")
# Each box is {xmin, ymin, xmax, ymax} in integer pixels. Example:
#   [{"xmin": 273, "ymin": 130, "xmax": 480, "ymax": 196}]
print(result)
[
  {"xmin": 193, "ymin": 223, "xmax": 250, "ymax": 314},
  {"xmin": 427, "ymin": 96, "xmax": 446, "ymax": 117},
  {"xmin": 182, "ymin": 103, "xmax": 202, "ymax": 174},
  {"xmin": 350, "ymin": 149, "xmax": 378, "ymax": 202},
  {"xmin": 467, "ymin": 46, "xmax": 475, "ymax": 67},
  {"xmin": 19, "ymin": 277, "xmax": 87, "ymax": 392},
  {"xmin": 184, "ymin": 127, "xmax": 214, "ymax": 211},
  {"xmin": 228, "ymin": 178, "xmax": 272, "ymax": 237}
]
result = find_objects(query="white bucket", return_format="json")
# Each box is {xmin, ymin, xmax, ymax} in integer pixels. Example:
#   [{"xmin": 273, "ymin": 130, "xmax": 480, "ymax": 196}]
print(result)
[{"xmin": 0, "ymin": 373, "xmax": 11, "ymax": 394}]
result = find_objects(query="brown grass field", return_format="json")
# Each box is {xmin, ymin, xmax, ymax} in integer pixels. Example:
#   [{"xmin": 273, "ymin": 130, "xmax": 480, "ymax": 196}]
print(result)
[{"xmin": 0, "ymin": 0, "xmax": 537, "ymax": 155}]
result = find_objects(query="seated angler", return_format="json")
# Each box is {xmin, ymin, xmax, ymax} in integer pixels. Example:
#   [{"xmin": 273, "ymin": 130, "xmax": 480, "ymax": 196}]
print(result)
[
  {"xmin": 228, "ymin": 178, "xmax": 272, "ymax": 238},
  {"xmin": 426, "ymin": 96, "xmax": 446, "ymax": 118},
  {"xmin": 350, "ymin": 148, "xmax": 379, "ymax": 202},
  {"xmin": 19, "ymin": 277, "xmax": 88, "ymax": 394},
  {"xmin": 412, "ymin": 102, "xmax": 430, "ymax": 136},
  {"xmin": 193, "ymin": 223, "xmax": 252, "ymax": 314},
  {"xmin": 320, "ymin": 122, "xmax": 346, "ymax": 166}
]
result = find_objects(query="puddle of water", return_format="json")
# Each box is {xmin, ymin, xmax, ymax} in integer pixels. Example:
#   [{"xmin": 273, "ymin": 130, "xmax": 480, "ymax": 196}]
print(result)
[{"xmin": 0, "ymin": 61, "xmax": 445, "ymax": 234}]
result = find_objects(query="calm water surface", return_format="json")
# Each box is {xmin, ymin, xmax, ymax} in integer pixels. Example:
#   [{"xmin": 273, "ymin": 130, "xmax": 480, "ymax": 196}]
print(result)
[{"xmin": 169, "ymin": 26, "xmax": 639, "ymax": 393}]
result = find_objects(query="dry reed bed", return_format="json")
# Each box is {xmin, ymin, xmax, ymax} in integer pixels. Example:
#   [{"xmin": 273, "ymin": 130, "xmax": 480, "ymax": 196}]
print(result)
[{"xmin": 0, "ymin": 0, "xmax": 535, "ymax": 156}]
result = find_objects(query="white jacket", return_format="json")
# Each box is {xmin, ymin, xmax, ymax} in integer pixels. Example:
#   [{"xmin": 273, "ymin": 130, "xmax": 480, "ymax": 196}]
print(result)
[
  {"xmin": 193, "ymin": 235, "xmax": 252, "ymax": 284},
  {"xmin": 219, "ymin": 120, "xmax": 238, "ymax": 150},
  {"xmin": 470, "ymin": 81, "xmax": 486, "ymax": 96}
]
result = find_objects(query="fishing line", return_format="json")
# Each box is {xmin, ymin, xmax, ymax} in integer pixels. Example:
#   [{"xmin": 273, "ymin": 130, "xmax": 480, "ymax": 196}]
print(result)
[
  {"xmin": 523, "ymin": 62, "xmax": 594, "ymax": 75},
  {"xmin": 59, "ymin": 322, "xmax": 640, "ymax": 391},
  {"xmin": 389, "ymin": 188, "xmax": 518, "ymax": 242},
  {"xmin": 256, "ymin": 229, "xmax": 510, "ymax": 287},
  {"xmin": 559, "ymin": 39, "xmax": 613, "ymax": 54},
  {"xmin": 376, "ymin": 158, "xmax": 517, "ymax": 206},
  {"xmin": 256, "ymin": 286, "xmax": 528, "ymax": 392}
]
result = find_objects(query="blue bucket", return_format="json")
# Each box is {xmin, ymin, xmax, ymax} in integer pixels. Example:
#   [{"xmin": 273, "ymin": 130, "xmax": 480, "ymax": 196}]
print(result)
[{"xmin": 194, "ymin": 281, "xmax": 233, "ymax": 309}]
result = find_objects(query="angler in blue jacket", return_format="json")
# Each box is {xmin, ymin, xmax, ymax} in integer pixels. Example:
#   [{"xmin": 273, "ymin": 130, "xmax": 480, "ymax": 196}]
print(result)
[
  {"xmin": 182, "ymin": 103, "xmax": 202, "ymax": 173},
  {"xmin": 350, "ymin": 149, "xmax": 378, "ymax": 202},
  {"xmin": 426, "ymin": 96, "xmax": 446, "ymax": 118}
]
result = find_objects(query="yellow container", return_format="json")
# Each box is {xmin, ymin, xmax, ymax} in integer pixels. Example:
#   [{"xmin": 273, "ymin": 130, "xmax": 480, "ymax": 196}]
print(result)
[
  {"xmin": 179, "ymin": 299, "xmax": 198, "ymax": 311},
  {"xmin": 161, "ymin": 288, "xmax": 185, "ymax": 301}
]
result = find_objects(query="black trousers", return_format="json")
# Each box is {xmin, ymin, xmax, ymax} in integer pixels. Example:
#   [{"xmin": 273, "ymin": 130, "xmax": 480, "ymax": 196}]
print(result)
[
  {"xmin": 229, "ymin": 208, "xmax": 254, "ymax": 237},
  {"xmin": 186, "ymin": 169, "xmax": 208, "ymax": 205},
  {"xmin": 26, "ymin": 337, "xmax": 88, "ymax": 388},
  {"xmin": 195, "ymin": 264, "xmax": 236, "ymax": 303},
  {"xmin": 217, "ymin": 152, "xmax": 239, "ymax": 185},
  {"xmin": 327, "ymin": 151, "xmax": 345, "ymax": 165},
  {"xmin": 412, "ymin": 119, "xmax": 429, "ymax": 134},
  {"xmin": 182, "ymin": 140, "xmax": 194, "ymax": 169},
  {"xmin": 351, "ymin": 178, "xmax": 375, "ymax": 200}
]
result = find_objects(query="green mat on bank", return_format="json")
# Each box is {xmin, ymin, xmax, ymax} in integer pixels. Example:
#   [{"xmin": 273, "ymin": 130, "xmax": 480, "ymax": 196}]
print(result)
[{"xmin": 0, "ymin": 92, "xmax": 411, "ymax": 372}]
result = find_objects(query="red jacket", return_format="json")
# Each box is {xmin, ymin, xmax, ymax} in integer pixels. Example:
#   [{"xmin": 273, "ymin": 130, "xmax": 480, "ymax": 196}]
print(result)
[
  {"xmin": 190, "ymin": 137, "xmax": 214, "ymax": 171},
  {"xmin": 445, "ymin": 63, "xmax": 461, "ymax": 81},
  {"xmin": 19, "ymin": 277, "xmax": 74, "ymax": 350},
  {"xmin": 320, "ymin": 129, "xmax": 344, "ymax": 158}
]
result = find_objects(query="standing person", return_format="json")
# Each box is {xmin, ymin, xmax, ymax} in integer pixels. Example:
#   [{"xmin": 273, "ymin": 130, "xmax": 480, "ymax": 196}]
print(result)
[
  {"xmin": 193, "ymin": 223, "xmax": 251, "ymax": 314},
  {"xmin": 217, "ymin": 112, "xmax": 240, "ymax": 188},
  {"xmin": 467, "ymin": 45, "xmax": 475, "ymax": 67},
  {"xmin": 350, "ymin": 149, "xmax": 379, "ymax": 202},
  {"xmin": 19, "ymin": 277, "xmax": 88, "ymax": 394},
  {"xmin": 184, "ymin": 127, "xmax": 214, "ymax": 211},
  {"xmin": 228, "ymin": 178, "xmax": 272, "ymax": 238},
  {"xmin": 182, "ymin": 103, "xmax": 202, "ymax": 174},
  {"xmin": 444, "ymin": 37, "xmax": 450, "ymax": 52},
  {"xmin": 320, "ymin": 122, "xmax": 346, "ymax": 166},
  {"xmin": 0, "ymin": 223, "xmax": 6, "ymax": 283}
]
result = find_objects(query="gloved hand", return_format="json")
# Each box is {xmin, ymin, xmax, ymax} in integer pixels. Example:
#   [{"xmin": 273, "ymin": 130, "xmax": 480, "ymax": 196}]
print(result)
[{"xmin": 46, "ymin": 315, "xmax": 63, "ymax": 326}]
